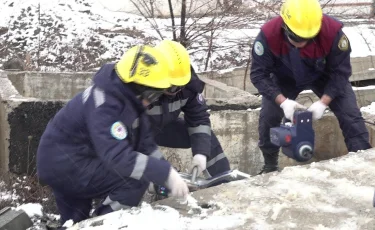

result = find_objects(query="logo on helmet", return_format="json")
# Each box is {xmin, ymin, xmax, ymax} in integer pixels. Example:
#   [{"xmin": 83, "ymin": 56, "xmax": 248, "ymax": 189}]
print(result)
[{"xmin": 130, "ymin": 46, "xmax": 158, "ymax": 79}]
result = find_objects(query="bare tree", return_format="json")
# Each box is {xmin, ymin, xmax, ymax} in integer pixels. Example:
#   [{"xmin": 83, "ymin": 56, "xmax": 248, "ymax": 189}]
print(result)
[{"xmin": 128, "ymin": 0, "xmax": 273, "ymax": 72}]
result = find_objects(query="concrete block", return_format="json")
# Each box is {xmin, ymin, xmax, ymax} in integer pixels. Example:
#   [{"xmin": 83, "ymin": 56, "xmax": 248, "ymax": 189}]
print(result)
[
  {"xmin": 0, "ymin": 69, "xmax": 374, "ymax": 178},
  {"xmin": 0, "ymin": 71, "xmax": 94, "ymax": 174},
  {"xmin": 0, "ymin": 207, "xmax": 33, "ymax": 230},
  {"xmin": 200, "ymin": 56, "xmax": 375, "ymax": 96},
  {"xmin": 153, "ymin": 148, "xmax": 375, "ymax": 229},
  {"xmin": 5, "ymin": 100, "xmax": 66, "ymax": 174},
  {"xmin": 7, "ymin": 71, "xmax": 93, "ymax": 100}
]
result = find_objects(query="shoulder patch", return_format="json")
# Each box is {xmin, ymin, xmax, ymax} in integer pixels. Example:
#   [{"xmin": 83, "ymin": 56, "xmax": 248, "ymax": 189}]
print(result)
[
  {"xmin": 197, "ymin": 93, "xmax": 205, "ymax": 105},
  {"xmin": 338, "ymin": 34, "xmax": 349, "ymax": 51},
  {"xmin": 254, "ymin": 41, "xmax": 264, "ymax": 56},
  {"xmin": 110, "ymin": 121, "xmax": 127, "ymax": 140}
]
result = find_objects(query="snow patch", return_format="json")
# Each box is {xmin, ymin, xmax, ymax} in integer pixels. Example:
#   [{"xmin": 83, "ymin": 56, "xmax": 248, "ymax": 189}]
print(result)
[
  {"xmin": 15, "ymin": 203, "xmax": 43, "ymax": 218},
  {"xmin": 360, "ymin": 102, "xmax": 375, "ymax": 114},
  {"xmin": 68, "ymin": 202, "xmax": 247, "ymax": 230}
]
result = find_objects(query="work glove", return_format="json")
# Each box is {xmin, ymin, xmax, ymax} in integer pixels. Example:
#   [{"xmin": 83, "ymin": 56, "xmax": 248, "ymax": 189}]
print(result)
[
  {"xmin": 280, "ymin": 99, "xmax": 307, "ymax": 121},
  {"xmin": 308, "ymin": 101, "xmax": 327, "ymax": 120},
  {"xmin": 165, "ymin": 167, "xmax": 189, "ymax": 199},
  {"xmin": 190, "ymin": 154, "xmax": 207, "ymax": 175}
]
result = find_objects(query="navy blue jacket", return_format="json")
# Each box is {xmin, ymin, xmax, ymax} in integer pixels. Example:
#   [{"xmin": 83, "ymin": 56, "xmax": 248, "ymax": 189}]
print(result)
[
  {"xmin": 250, "ymin": 15, "xmax": 352, "ymax": 101},
  {"xmin": 147, "ymin": 67, "xmax": 212, "ymax": 158},
  {"xmin": 37, "ymin": 64, "xmax": 171, "ymax": 187}
]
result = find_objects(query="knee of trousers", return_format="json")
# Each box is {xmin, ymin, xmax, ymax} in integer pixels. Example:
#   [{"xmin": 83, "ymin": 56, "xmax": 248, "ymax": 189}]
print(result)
[{"xmin": 103, "ymin": 180, "xmax": 149, "ymax": 208}]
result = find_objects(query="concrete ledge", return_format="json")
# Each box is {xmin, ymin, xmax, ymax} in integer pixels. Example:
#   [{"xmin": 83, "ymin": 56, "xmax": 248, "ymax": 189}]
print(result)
[
  {"xmin": 0, "ymin": 207, "xmax": 33, "ymax": 230},
  {"xmin": 0, "ymin": 70, "xmax": 374, "ymax": 177},
  {"xmin": 153, "ymin": 148, "xmax": 375, "ymax": 229},
  {"xmin": 69, "ymin": 148, "xmax": 375, "ymax": 229},
  {"xmin": 162, "ymin": 110, "xmax": 375, "ymax": 176},
  {"xmin": 6, "ymin": 71, "xmax": 93, "ymax": 100},
  {"xmin": 200, "ymin": 75, "xmax": 261, "ymax": 110},
  {"xmin": 200, "ymin": 56, "xmax": 375, "ymax": 95},
  {"xmin": 297, "ymin": 86, "xmax": 375, "ymax": 108}
]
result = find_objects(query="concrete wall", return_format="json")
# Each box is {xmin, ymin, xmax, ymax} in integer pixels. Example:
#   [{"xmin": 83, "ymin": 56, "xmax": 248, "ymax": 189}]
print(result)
[
  {"xmin": 7, "ymin": 72, "xmax": 94, "ymax": 100},
  {"xmin": 163, "ymin": 110, "xmax": 375, "ymax": 176},
  {"xmin": 0, "ymin": 70, "xmax": 374, "ymax": 176},
  {"xmin": 201, "ymin": 56, "xmax": 375, "ymax": 95}
]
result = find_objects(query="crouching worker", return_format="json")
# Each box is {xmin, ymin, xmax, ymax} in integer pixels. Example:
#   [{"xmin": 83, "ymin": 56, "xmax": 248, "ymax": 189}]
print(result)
[
  {"xmin": 147, "ymin": 40, "xmax": 231, "ymax": 182},
  {"xmin": 36, "ymin": 44, "xmax": 190, "ymax": 225}
]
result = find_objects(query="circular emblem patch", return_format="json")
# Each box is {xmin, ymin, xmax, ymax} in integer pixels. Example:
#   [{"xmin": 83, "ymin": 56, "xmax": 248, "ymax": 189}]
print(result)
[
  {"xmin": 254, "ymin": 41, "xmax": 264, "ymax": 56},
  {"xmin": 110, "ymin": 121, "xmax": 127, "ymax": 140},
  {"xmin": 338, "ymin": 34, "xmax": 349, "ymax": 51},
  {"xmin": 197, "ymin": 93, "xmax": 205, "ymax": 104}
]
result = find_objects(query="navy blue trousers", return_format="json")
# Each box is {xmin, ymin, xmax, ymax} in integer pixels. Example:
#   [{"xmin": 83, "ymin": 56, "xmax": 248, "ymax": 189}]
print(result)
[
  {"xmin": 154, "ymin": 118, "xmax": 231, "ymax": 177},
  {"xmin": 44, "ymin": 163, "xmax": 149, "ymax": 225},
  {"xmin": 259, "ymin": 80, "xmax": 372, "ymax": 166}
]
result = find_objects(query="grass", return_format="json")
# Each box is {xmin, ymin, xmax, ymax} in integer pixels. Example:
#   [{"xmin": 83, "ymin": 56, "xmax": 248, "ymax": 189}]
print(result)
[{"xmin": 0, "ymin": 172, "xmax": 58, "ymax": 214}]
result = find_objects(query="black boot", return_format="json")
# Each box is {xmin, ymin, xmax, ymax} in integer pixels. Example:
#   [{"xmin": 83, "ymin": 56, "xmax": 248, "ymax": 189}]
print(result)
[
  {"xmin": 257, "ymin": 165, "xmax": 279, "ymax": 175},
  {"xmin": 258, "ymin": 151, "xmax": 279, "ymax": 175}
]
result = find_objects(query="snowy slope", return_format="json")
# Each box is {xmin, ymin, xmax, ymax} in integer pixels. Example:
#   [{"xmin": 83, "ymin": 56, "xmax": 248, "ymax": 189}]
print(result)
[
  {"xmin": 0, "ymin": 0, "xmax": 374, "ymax": 72},
  {"xmin": 61, "ymin": 149, "xmax": 375, "ymax": 230}
]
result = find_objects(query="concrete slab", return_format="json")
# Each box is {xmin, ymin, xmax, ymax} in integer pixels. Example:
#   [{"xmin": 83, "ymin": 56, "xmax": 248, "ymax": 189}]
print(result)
[
  {"xmin": 154, "ymin": 149, "xmax": 375, "ymax": 229},
  {"xmin": 67, "ymin": 148, "xmax": 375, "ymax": 230},
  {"xmin": 296, "ymin": 86, "xmax": 375, "ymax": 109},
  {"xmin": 199, "ymin": 57, "xmax": 375, "ymax": 96},
  {"xmin": 0, "ymin": 70, "xmax": 374, "ymax": 178},
  {"xmin": 0, "ymin": 207, "xmax": 33, "ymax": 230}
]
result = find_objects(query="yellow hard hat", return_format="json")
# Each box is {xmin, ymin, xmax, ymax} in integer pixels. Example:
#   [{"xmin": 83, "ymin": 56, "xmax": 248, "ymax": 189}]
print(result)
[
  {"xmin": 155, "ymin": 40, "xmax": 191, "ymax": 86},
  {"xmin": 280, "ymin": 0, "xmax": 323, "ymax": 39},
  {"xmin": 115, "ymin": 45, "xmax": 172, "ymax": 89}
]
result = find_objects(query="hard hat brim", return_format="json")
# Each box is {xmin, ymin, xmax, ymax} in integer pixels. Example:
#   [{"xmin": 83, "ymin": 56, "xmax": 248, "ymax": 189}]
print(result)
[
  {"xmin": 169, "ymin": 73, "xmax": 191, "ymax": 86},
  {"xmin": 289, "ymin": 24, "xmax": 322, "ymax": 39}
]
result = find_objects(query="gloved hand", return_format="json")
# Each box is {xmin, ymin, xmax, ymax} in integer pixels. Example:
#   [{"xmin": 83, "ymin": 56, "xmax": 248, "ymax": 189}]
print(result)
[
  {"xmin": 280, "ymin": 98, "xmax": 307, "ymax": 121},
  {"xmin": 190, "ymin": 154, "xmax": 207, "ymax": 175},
  {"xmin": 308, "ymin": 100, "xmax": 327, "ymax": 120},
  {"xmin": 165, "ymin": 167, "xmax": 189, "ymax": 199}
]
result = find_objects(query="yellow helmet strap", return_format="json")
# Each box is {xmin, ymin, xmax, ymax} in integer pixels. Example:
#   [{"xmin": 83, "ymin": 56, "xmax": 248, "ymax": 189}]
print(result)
[
  {"xmin": 129, "ymin": 45, "xmax": 158, "ymax": 78},
  {"xmin": 283, "ymin": 23, "xmax": 311, "ymax": 42}
]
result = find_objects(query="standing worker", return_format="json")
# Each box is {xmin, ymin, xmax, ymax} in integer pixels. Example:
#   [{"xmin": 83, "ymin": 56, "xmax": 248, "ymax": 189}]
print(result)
[
  {"xmin": 37, "ymin": 44, "xmax": 191, "ymax": 225},
  {"xmin": 250, "ymin": 0, "xmax": 372, "ymax": 174}
]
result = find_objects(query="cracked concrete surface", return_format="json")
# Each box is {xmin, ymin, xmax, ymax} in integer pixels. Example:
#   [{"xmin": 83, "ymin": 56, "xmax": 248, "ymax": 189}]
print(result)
[
  {"xmin": 154, "ymin": 149, "xmax": 375, "ymax": 230},
  {"xmin": 69, "ymin": 148, "xmax": 375, "ymax": 230}
]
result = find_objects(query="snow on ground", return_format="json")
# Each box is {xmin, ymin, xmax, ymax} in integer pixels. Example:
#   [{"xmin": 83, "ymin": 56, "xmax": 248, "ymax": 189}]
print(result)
[
  {"xmin": 0, "ymin": 1, "xmax": 374, "ymax": 229},
  {"xmin": 0, "ymin": 0, "xmax": 374, "ymax": 72},
  {"xmin": 361, "ymin": 102, "xmax": 375, "ymax": 114},
  {"xmin": 67, "ymin": 201, "xmax": 247, "ymax": 230},
  {"xmin": 64, "ymin": 149, "xmax": 375, "ymax": 230},
  {"xmin": 0, "ymin": 181, "xmax": 19, "ymax": 202},
  {"xmin": 16, "ymin": 203, "xmax": 43, "ymax": 218}
]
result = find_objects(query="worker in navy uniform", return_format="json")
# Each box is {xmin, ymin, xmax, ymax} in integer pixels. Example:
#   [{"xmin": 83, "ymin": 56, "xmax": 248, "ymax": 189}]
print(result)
[
  {"xmin": 146, "ymin": 40, "xmax": 231, "ymax": 182},
  {"xmin": 36, "ymin": 43, "xmax": 192, "ymax": 224},
  {"xmin": 250, "ymin": 0, "xmax": 372, "ymax": 174}
]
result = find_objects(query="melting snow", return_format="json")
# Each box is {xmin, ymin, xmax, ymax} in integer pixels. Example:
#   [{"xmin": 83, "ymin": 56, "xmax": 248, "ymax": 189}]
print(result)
[
  {"xmin": 67, "ymin": 202, "xmax": 247, "ymax": 230},
  {"xmin": 15, "ymin": 203, "xmax": 43, "ymax": 218},
  {"xmin": 63, "ymin": 150, "xmax": 375, "ymax": 230},
  {"xmin": 361, "ymin": 102, "xmax": 375, "ymax": 114}
]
